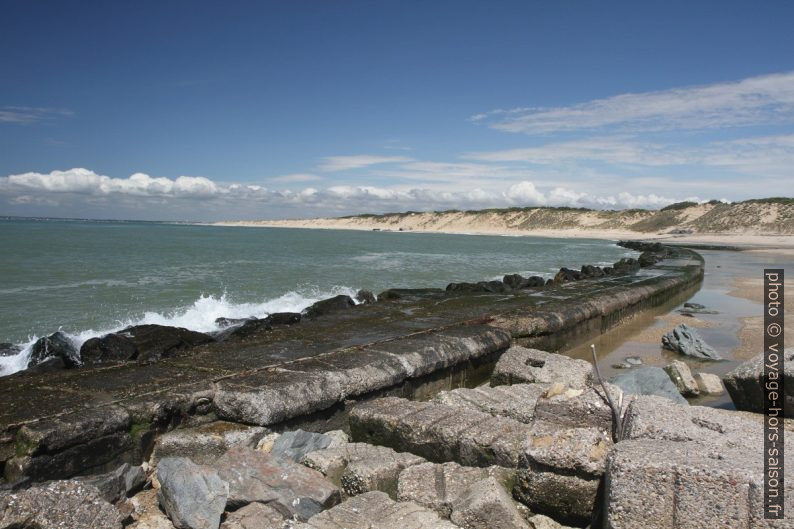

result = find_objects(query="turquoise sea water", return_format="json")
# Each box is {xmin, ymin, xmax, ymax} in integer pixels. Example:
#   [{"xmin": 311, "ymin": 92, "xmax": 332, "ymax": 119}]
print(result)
[{"xmin": 0, "ymin": 217, "xmax": 635, "ymax": 374}]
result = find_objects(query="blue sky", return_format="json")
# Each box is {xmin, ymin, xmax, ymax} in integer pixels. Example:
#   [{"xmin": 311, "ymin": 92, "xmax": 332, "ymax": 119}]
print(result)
[{"xmin": 1, "ymin": 0, "xmax": 793, "ymax": 220}]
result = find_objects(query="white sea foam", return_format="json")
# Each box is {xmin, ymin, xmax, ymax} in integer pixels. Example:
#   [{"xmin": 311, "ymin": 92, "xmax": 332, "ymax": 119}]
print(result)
[{"xmin": 0, "ymin": 285, "xmax": 359, "ymax": 377}]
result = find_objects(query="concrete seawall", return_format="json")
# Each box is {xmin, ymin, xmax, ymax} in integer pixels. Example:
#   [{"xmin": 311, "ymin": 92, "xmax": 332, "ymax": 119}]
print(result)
[{"xmin": 0, "ymin": 245, "xmax": 704, "ymax": 484}]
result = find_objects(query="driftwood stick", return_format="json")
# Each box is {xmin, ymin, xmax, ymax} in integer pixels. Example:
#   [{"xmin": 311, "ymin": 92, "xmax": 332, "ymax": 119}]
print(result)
[{"xmin": 590, "ymin": 343, "xmax": 623, "ymax": 442}]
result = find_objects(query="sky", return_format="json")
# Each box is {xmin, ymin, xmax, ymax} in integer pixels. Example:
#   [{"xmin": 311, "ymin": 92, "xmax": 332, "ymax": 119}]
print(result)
[{"xmin": 1, "ymin": 0, "xmax": 794, "ymax": 221}]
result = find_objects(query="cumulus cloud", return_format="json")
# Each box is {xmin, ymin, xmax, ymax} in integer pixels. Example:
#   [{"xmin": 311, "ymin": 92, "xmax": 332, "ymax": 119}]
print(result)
[
  {"xmin": 267, "ymin": 173, "xmax": 323, "ymax": 183},
  {"xmin": 318, "ymin": 154, "xmax": 414, "ymax": 172},
  {"xmin": 473, "ymin": 71, "xmax": 794, "ymax": 134},
  {"xmin": 0, "ymin": 106, "xmax": 73, "ymax": 124},
  {"xmin": 0, "ymin": 167, "xmax": 690, "ymax": 217}
]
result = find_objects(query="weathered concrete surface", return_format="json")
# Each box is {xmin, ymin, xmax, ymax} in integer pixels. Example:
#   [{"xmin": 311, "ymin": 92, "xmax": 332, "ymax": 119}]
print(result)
[
  {"xmin": 490, "ymin": 347, "xmax": 593, "ymax": 388},
  {"xmin": 150, "ymin": 421, "xmax": 267, "ymax": 466},
  {"xmin": 292, "ymin": 491, "xmax": 460, "ymax": 529},
  {"xmin": 302, "ymin": 442, "xmax": 426, "ymax": 498},
  {"xmin": 397, "ymin": 461, "xmax": 515, "ymax": 518},
  {"xmin": 694, "ymin": 372, "xmax": 724, "ymax": 395},
  {"xmin": 0, "ymin": 246, "xmax": 703, "ymax": 483},
  {"xmin": 450, "ymin": 476, "xmax": 530, "ymax": 529},
  {"xmin": 0, "ymin": 480, "xmax": 123, "ymax": 529},
  {"xmin": 723, "ymin": 348, "xmax": 794, "ymax": 417},
  {"xmin": 350, "ymin": 397, "xmax": 531, "ymax": 468},
  {"xmin": 432, "ymin": 383, "xmax": 549, "ymax": 424}
]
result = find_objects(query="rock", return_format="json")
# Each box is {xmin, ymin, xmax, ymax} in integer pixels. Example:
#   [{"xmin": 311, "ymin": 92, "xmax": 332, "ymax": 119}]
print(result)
[
  {"xmin": 661, "ymin": 324, "xmax": 722, "ymax": 360},
  {"xmin": 270, "ymin": 429, "xmax": 333, "ymax": 462},
  {"xmin": 111, "ymin": 324, "xmax": 214, "ymax": 364},
  {"xmin": 293, "ymin": 491, "xmax": 459, "ymax": 529},
  {"xmin": 447, "ymin": 281, "xmax": 511, "ymax": 294},
  {"xmin": 723, "ymin": 349, "xmax": 794, "ymax": 416},
  {"xmin": 534, "ymin": 384, "xmax": 619, "ymax": 432},
  {"xmin": 553, "ymin": 268, "xmax": 581, "ymax": 283},
  {"xmin": 694, "ymin": 372, "xmax": 724, "ymax": 395},
  {"xmin": 491, "ymin": 346, "xmax": 592, "ymax": 389},
  {"xmin": 127, "ymin": 489, "xmax": 176, "ymax": 529},
  {"xmin": 28, "ymin": 331, "xmax": 81, "ymax": 369},
  {"xmin": 323, "ymin": 429, "xmax": 349, "ymax": 447},
  {"xmin": 637, "ymin": 251, "xmax": 660, "ymax": 267},
  {"xmin": 75, "ymin": 463, "xmax": 147, "ymax": 503},
  {"xmin": 663, "ymin": 360, "xmax": 700, "ymax": 397},
  {"xmin": 267, "ymin": 312, "xmax": 302, "ymax": 325},
  {"xmin": 527, "ymin": 514, "xmax": 575, "ymax": 529},
  {"xmin": 214, "ymin": 317, "xmax": 255, "ymax": 327},
  {"xmin": 624, "ymin": 356, "xmax": 642, "ymax": 366},
  {"xmin": 355, "ymin": 290, "xmax": 376, "ymax": 304},
  {"xmin": 683, "ymin": 302, "xmax": 705, "ymax": 310},
  {"xmin": 216, "ymin": 318, "xmax": 272, "ymax": 340},
  {"xmin": 611, "ymin": 362, "xmax": 632, "ymax": 369},
  {"xmin": 450, "ymin": 476, "xmax": 530, "ymax": 529},
  {"xmin": 611, "ymin": 258, "xmax": 640, "ymax": 274},
  {"xmin": 81, "ymin": 333, "xmax": 138, "ymax": 364},
  {"xmin": 0, "ymin": 480, "xmax": 124, "ymax": 528},
  {"xmin": 302, "ymin": 442, "xmax": 425, "ymax": 498},
  {"xmin": 0, "ymin": 342, "xmax": 21, "ymax": 357},
  {"xmin": 580, "ymin": 265, "xmax": 604, "ymax": 278},
  {"xmin": 150, "ymin": 421, "xmax": 268, "ymax": 466},
  {"xmin": 503, "ymin": 274, "xmax": 530, "ymax": 289},
  {"xmin": 214, "ymin": 446, "xmax": 340, "ymax": 521},
  {"xmin": 304, "ymin": 295, "xmax": 356, "ymax": 318},
  {"xmin": 350, "ymin": 397, "xmax": 531, "ymax": 468},
  {"xmin": 433, "ymin": 383, "xmax": 549, "ymax": 424},
  {"xmin": 156, "ymin": 457, "xmax": 227, "ymax": 529},
  {"xmin": 376, "ymin": 288, "xmax": 445, "ymax": 300},
  {"xmin": 397, "ymin": 461, "xmax": 515, "ymax": 518},
  {"xmin": 610, "ymin": 367, "xmax": 689, "ymax": 405},
  {"xmin": 604, "ymin": 439, "xmax": 794, "ymax": 528},
  {"xmin": 219, "ymin": 502, "xmax": 286, "ymax": 529}
]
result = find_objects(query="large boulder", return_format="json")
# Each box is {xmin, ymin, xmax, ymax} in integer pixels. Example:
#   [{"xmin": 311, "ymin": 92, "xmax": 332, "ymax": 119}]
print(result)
[
  {"xmin": 270, "ymin": 429, "xmax": 334, "ymax": 463},
  {"xmin": 291, "ymin": 491, "xmax": 459, "ymax": 529},
  {"xmin": 220, "ymin": 502, "xmax": 286, "ymax": 529},
  {"xmin": 155, "ymin": 457, "xmax": 228, "ymax": 529},
  {"xmin": 491, "ymin": 346, "xmax": 593, "ymax": 389},
  {"xmin": 0, "ymin": 480, "xmax": 124, "ymax": 529},
  {"xmin": 661, "ymin": 324, "xmax": 722, "ymax": 360},
  {"xmin": 150, "ymin": 421, "xmax": 268, "ymax": 466},
  {"xmin": 553, "ymin": 268, "xmax": 581, "ymax": 284},
  {"xmin": 355, "ymin": 290, "xmax": 377, "ymax": 304},
  {"xmin": 80, "ymin": 332, "xmax": 138, "ymax": 364},
  {"xmin": 610, "ymin": 367, "xmax": 689, "ymax": 405},
  {"xmin": 723, "ymin": 349, "xmax": 794, "ymax": 416},
  {"xmin": 28, "ymin": 331, "xmax": 81, "ymax": 369},
  {"xmin": 304, "ymin": 295, "xmax": 356, "ymax": 318},
  {"xmin": 75, "ymin": 462, "xmax": 146, "ymax": 503},
  {"xmin": 214, "ymin": 446, "xmax": 340, "ymax": 521},
  {"xmin": 82, "ymin": 325, "xmax": 213, "ymax": 365},
  {"xmin": 611, "ymin": 258, "xmax": 640, "ymax": 274}
]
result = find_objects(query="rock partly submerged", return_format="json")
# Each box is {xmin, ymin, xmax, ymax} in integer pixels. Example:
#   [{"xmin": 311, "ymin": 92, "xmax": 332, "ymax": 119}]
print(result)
[
  {"xmin": 661, "ymin": 323, "xmax": 722, "ymax": 360},
  {"xmin": 610, "ymin": 366, "xmax": 689, "ymax": 405}
]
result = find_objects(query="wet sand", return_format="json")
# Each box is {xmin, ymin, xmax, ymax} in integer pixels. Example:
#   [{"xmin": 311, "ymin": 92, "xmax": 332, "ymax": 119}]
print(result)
[{"xmin": 565, "ymin": 248, "xmax": 793, "ymax": 409}]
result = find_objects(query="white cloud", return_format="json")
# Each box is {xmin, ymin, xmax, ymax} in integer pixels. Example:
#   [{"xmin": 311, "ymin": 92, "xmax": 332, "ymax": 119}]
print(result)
[
  {"xmin": 0, "ymin": 106, "xmax": 73, "ymax": 124},
  {"xmin": 473, "ymin": 71, "xmax": 794, "ymax": 134},
  {"xmin": 318, "ymin": 154, "xmax": 414, "ymax": 172},
  {"xmin": 267, "ymin": 173, "xmax": 323, "ymax": 183}
]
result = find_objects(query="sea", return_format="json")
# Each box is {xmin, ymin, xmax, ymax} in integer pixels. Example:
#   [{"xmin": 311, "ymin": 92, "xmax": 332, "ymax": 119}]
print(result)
[{"xmin": 0, "ymin": 217, "xmax": 636, "ymax": 376}]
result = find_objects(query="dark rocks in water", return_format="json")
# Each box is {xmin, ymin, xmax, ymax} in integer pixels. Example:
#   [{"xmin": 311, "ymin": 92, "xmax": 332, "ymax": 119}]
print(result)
[
  {"xmin": 446, "ymin": 280, "xmax": 511, "ymax": 294},
  {"xmin": 503, "ymin": 273, "xmax": 529, "ymax": 289},
  {"xmin": 0, "ymin": 342, "xmax": 21, "ymax": 357},
  {"xmin": 526, "ymin": 275, "xmax": 545, "ymax": 287},
  {"xmin": 612, "ymin": 362, "xmax": 633, "ymax": 369},
  {"xmin": 553, "ymin": 267, "xmax": 582, "ymax": 284},
  {"xmin": 215, "ymin": 316, "xmax": 256, "ymax": 327},
  {"xmin": 610, "ymin": 367, "xmax": 688, "ymax": 405},
  {"xmin": 638, "ymin": 251, "xmax": 661, "ymax": 267},
  {"xmin": 624, "ymin": 356, "xmax": 643, "ymax": 366},
  {"xmin": 612, "ymin": 257, "xmax": 640, "ymax": 274},
  {"xmin": 661, "ymin": 324, "xmax": 722, "ymax": 360},
  {"xmin": 82, "ymin": 324, "xmax": 214, "ymax": 365},
  {"xmin": 80, "ymin": 333, "xmax": 138, "ymax": 364},
  {"xmin": 683, "ymin": 302, "xmax": 706, "ymax": 310},
  {"xmin": 545, "ymin": 278, "xmax": 554, "ymax": 285},
  {"xmin": 267, "ymin": 312, "xmax": 302, "ymax": 325},
  {"xmin": 355, "ymin": 289, "xmax": 377, "ymax": 304},
  {"xmin": 304, "ymin": 294, "xmax": 356, "ymax": 318},
  {"xmin": 617, "ymin": 240, "xmax": 665, "ymax": 253},
  {"xmin": 377, "ymin": 288, "xmax": 445, "ymax": 300},
  {"xmin": 156, "ymin": 457, "xmax": 227, "ymax": 529},
  {"xmin": 28, "ymin": 332, "xmax": 81, "ymax": 369},
  {"xmin": 580, "ymin": 264, "xmax": 605, "ymax": 278},
  {"xmin": 602, "ymin": 266, "xmax": 615, "ymax": 275},
  {"xmin": 446, "ymin": 282, "xmax": 482, "ymax": 292},
  {"xmin": 221, "ymin": 318, "xmax": 272, "ymax": 340}
]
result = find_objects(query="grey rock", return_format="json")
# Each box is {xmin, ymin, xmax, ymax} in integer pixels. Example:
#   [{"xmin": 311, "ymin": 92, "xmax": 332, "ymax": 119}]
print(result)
[
  {"xmin": 219, "ymin": 502, "xmax": 286, "ymax": 529},
  {"xmin": 156, "ymin": 457, "xmax": 228, "ymax": 529},
  {"xmin": 0, "ymin": 480, "xmax": 123, "ymax": 528},
  {"xmin": 661, "ymin": 324, "xmax": 722, "ymax": 360},
  {"xmin": 303, "ymin": 295, "xmax": 355, "ymax": 318},
  {"xmin": 533, "ymin": 384, "xmax": 619, "ymax": 432},
  {"xmin": 663, "ymin": 359, "xmax": 700, "ymax": 397},
  {"xmin": 350, "ymin": 397, "xmax": 531, "ymax": 468},
  {"xmin": 355, "ymin": 289, "xmax": 376, "ymax": 304},
  {"xmin": 271, "ymin": 429, "xmax": 333, "ymax": 462},
  {"xmin": 397, "ymin": 461, "xmax": 515, "ymax": 518},
  {"xmin": 121, "ymin": 324, "xmax": 215, "ymax": 364},
  {"xmin": 624, "ymin": 356, "xmax": 642, "ymax": 365},
  {"xmin": 694, "ymin": 372, "xmax": 724, "ymax": 395},
  {"xmin": 491, "ymin": 346, "xmax": 592, "ymax": 389},
  {"xmin": 610, "ymin": 366, "xmax": 689, "ymax": 404},
  {"xmin": 75, "ymin": 462, "xmax": 146, "ymax": 503},
  {"xmin": 126, "ymin": 489, "xmax": 176, "ymax": 529},
  {"xmin": 28, "ymin": 331, "xmax": 81, "ymax": 369},
  {"xmin": 527, "ymin": 515, "xmax": 575, "ymax": 529},
  {"xmin": 503, "ymin": 273, "xmax": 530, "ymax": 289},
  {"xmin": 302, "ymin": 442, "xmax": 426, "ymax": 498},
  {"xmin": 432, "ymin": 383, "xmax": 550, "ymax": 424},
  {"xmin": 450, "ymin": 476, "xmax": 529, "ymax": 529},
  {"xmin": 604, "ymin": 439, "xmax": 794, "ymax": 528},
  {"xmin": 151, "ymin": 421, "xmax": 268, "ymax": 466},
  {"xmin": 723, "ymin": 349, "xmax": 794, "ymax": 417},
  {"xmin": 683, "ymin": 302, "xmax": 706, "ymax": 310},
  {"xmin": 514, "ymin": 470, "xmax": 599, "ymax": 528},
  {"xmin": 214, "ymin": 446, "xmax": 340, "ymax": 521},
  {"xmin": 323, "ymin": 429, "xmax": 349, "ymax": 448},
  {"xmin": 293, "ymin": 491, "xmax": 459, "ymax": 529}
]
